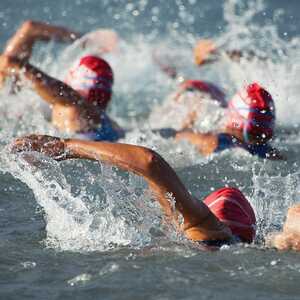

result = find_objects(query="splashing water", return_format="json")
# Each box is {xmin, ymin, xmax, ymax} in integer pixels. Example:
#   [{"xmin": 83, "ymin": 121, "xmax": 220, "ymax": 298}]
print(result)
[
  {"xmin": 0, "ymin": 150, "xmax": 170, "ymax": 251},
  {"xmin": 0, "ymin": 0, "xmax": 299, "ymax": 253}
]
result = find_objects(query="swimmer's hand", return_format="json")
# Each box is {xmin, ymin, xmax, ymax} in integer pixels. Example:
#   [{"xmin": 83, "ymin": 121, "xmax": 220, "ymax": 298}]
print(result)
[
  {"xmin": 193, "ymin": 39, "xmax": 260, "ymax": 66},
  {"xmin": 267, "ymin": 204, "xmax": 300, "ymax": 251},
  {"xmin": 0, "ymin": 55, "xmax": 23, "ymax": 72},
  {"xmin": 0, "ymin": 54, "xmax": 25, "ymax": 88},
  {"xmin": 0, "ymin": 55, "xmax": 20, "ymax": 87},
  {"xmin": 79, "ymin": 29, "xmax": 119, "ymax": 54},
  {"xmin": 11, "ymin": 134, "xmax": 67, "ymax": 161},
  {"xmin": 283, "ymin": 204, "xmax": 300, "ymax": 234},
  {"xmin": 194, "ymin": 39, "xmax": 218, "ymax": 66}
]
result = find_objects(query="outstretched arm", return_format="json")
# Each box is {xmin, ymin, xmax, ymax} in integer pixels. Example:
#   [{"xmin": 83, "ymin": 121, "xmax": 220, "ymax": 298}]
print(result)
[
  {"xmin": 3, "ymin": 20, "xmax": 119, "ymax": 63},
  {"xmin": 175, "ymin": 130, "xmax": 218, "ymax": 156},
  {"xmin": 11, "ymin": 135, "xmax": 232, "ymax": 242},
  {"xmin": 3, "ymin": 20, "xmax": 80, "ymax": 61},
  {"xmin": 0, "ymin": 55, "xmax": 96, "ymax": 113}
]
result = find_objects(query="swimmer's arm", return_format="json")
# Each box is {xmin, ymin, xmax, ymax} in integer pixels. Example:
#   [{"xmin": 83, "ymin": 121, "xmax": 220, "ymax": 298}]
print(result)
[
  {"xmin": 175, "ymin": 130, "xmax": 218, "ymax": 156},
  {"xmin": 3, "ymin": 20, "xmax": 81, "ymax": 61},
  {"xmin": 22, "ymin": 62, "xmax": 86, "ymax": 107},
  {"xmin": 0, "ymin": 55, "xmax": 90, "ymax": 108},
  {"xmin": 11, "ymin": 135, "xmax": 232, "ymax": 242}
]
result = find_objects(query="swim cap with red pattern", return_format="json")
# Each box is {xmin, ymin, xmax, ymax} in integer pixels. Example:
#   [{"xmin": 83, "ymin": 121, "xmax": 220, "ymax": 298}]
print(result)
[
  {"xmin": 65, "ymin": 55, "xmax": 113, "ymax": 109},
  {"xmin": 203, "ymin": 187, "xmax": 256, "ymax": 243},
  {"xmin": 179, "ymin": 80, "xmax": 227, "ymax": 107},
  {"xmin": 227, "ymin": 83, "xmax": 275, "ymax": 144}
]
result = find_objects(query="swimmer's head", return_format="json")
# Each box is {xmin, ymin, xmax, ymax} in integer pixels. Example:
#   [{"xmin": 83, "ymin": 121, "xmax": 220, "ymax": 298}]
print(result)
[
  {"xmin": 176, "ymin": 80, "xmax": 226, "ymax": 106},
  {"xmin": 65, "ymin": 55, "xmax": 113, "ymax": 110},
  {"xmin": 226, "ymin": 83, "xmax": 276, "ymax": 145},
  {"xmin": 204, "ymin": 187, "xmax": 256, "ymax": 243}
]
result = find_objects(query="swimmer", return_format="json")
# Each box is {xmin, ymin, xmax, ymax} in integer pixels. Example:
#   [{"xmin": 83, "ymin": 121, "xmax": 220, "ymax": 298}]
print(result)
[
  {"xmin": 11, "ymin": 134, "xmax": 257, "ymax": 247},
  {"xmin": 0, "ymin": 20, "xmax": 124, "ymax": 142},
  {"xmin": 150, "ymin": 80, "xmax": 284, "ymax": 159}
]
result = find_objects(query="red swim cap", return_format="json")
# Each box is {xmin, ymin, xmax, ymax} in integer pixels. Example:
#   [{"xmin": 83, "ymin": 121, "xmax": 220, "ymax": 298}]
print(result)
[
  {"xmin": 65, "ymin": 55, "xmax": 113, "ymax": 109},
  {"xmin": 203, "ymin": 187, "xmax": 256, "ymax": 243},
  {"xmin": 179, "ymin": 80, "xmax": 227, "ymax": 107},
  {"xmin": 227, "ymin": 83, "xmax": 275, "ymax": 144}
]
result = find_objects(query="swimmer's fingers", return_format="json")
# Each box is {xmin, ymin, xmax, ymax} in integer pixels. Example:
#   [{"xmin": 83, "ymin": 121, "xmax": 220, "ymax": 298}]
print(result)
[
  {"xmin": 11, "ymin": 135, "xmax": 51, "ymax": 153},
  {"xmin": 0, "ymin": 55, "xmax": 23, "ymax": 78},
  {"xmin": 283, "ymin": 204, "xmax": 300, "ymax": 234},
  {"xmin": 0, "ymin": 55, "xmax": 25, "ymax": 89},
  {"xmin": 193, "ymin": 39, "xmax": 218, "ymax": 66},
  {"xmin": 267, "ymin": 204, "xmax": 300, "ymax": 251},
  {"xmin": 11, "ymin": 134, "xmax": 67, "ymax": 160},
  {"xmin": 0, "ymin": 55, "xmax": 11, "ymax": 78},
  {"xmin": 268, "ymin": 231, "xmax": 300, "ymax": 252}
]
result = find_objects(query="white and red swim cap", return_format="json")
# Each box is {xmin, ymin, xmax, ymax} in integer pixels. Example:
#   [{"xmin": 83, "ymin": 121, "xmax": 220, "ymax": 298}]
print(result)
[
  {"xmin": 178, "ymin": 80, "xmax": 227, "ymax": 107},
  {"xmin": 203, "ymin": 187, "xmax": 256, "ymax": 243},
  {"xmin": 65, "ymin": 55, "xmax": 113, "ymax": 109},
  {"xmin": 226, "ymin": 83, "xmax": 275, "ymax": 144}
]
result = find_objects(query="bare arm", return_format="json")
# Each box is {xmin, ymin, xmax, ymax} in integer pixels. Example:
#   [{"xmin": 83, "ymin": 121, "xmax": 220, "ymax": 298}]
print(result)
[
  {"xmin": 22, "ymin": 62, "xmax": 85, "ymax": 107},
  {"xmin": 11, "ymin": 135, "xmax": 232, "ymax": 242},
  {"xmin": 3, "ymin": 20, "xmax": 81, "ymax": 61},
  {"xmin": 175, "ymin": 130, "xmax": 218, "ymax": 156},
  {"xmin": 0, "ymin": 55, "xmax": 91, "ymax": 108}
]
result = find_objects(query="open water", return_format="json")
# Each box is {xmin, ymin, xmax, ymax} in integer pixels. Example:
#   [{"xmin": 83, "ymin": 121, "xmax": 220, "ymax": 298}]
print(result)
[{"xmin": 0, "ymin": 0, "xmax": 300, "ymax": 299}]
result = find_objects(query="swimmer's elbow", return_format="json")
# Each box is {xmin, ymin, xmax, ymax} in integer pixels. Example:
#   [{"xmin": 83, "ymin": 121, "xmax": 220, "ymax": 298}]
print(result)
[
  {"xmin": 137, "ymin": 147, "xmax": 167, "ymax": 176},
  {"xmin": 19, "ymin": 20, "xmax": 36, "ymax": 35}
]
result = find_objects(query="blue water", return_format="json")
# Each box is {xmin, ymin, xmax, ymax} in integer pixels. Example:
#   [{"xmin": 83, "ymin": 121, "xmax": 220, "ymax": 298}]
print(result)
[{"xmin": 1, "ymin": 0, "xmax": 300, "ymax": 299}]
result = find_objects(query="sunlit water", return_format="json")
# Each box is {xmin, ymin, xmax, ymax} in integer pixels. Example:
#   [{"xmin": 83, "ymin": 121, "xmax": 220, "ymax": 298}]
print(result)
[{"xmin": 1, "ymin": 0, "xmax": 300, "ymax": 299}]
